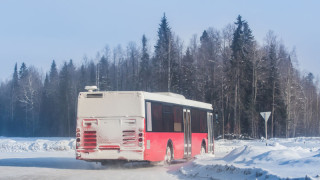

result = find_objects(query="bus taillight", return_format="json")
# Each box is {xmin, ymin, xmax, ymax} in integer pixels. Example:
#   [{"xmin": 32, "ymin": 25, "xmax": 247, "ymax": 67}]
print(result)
[
  {"xmin": 138, "ymin": 138, "xmax": 143, "ymax": 147},
  {"xmin": 76, "ymin": 128, "xmax": 81, "ymax": 148},
  {"xmin": 76, "ymin": 138, "xmax": 80, "ymax": 148}
]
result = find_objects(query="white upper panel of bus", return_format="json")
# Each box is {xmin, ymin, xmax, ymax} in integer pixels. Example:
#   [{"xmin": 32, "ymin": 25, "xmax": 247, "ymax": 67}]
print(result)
[
  {"xmin": 143, "ymin": 92, "xmax": 212, "ymax": 110},
  {"xmin": 79, "ymin": 91, "xmax": 212, "ymax": 111},
  {"xmin": 78, "ymin": 91, "xmax": 144, "ymax": 118}
]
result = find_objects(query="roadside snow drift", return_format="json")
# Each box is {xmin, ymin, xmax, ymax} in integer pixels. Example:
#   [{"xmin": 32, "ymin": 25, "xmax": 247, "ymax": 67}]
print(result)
[
  {"xmin": 0, "ymin": 137, "xmax": 320, "ymax": 179},
  {"xmin": 180, "ymin": 137, "xmax": 320, "ymax": 179},
  {"xmin": 0, "ymin": 137, "xmax": 75, "ymax": 152}
]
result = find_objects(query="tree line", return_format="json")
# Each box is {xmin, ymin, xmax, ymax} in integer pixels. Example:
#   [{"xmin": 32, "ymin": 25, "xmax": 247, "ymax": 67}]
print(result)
[{"xmin": 0, "ymin": 14, "xmax": 319, "ymax": 138}]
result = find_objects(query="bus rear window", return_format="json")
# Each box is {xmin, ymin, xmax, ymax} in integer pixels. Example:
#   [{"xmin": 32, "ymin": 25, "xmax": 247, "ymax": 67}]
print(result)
[{"xmin": 86, "ymin": 93, "xmax": 103, "ymax": 98}]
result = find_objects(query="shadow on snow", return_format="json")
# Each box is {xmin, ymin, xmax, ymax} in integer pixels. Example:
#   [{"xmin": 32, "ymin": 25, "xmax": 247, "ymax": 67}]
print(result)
[{"xmin": 0, "ymin": 157, "xmax": 159, "ymax": 170}]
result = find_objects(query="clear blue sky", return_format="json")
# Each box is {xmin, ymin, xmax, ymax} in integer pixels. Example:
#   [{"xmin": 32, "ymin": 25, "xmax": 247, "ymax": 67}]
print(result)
[{"xmin": 0, "ymin": 0, "xmax": 319, "ymax": 82}]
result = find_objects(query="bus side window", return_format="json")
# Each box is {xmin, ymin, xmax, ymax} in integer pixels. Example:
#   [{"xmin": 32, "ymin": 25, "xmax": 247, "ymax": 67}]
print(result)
[
  {"xmin": 146, "ymin": 102, "xmax": 152, "ymax": 132},
  {"xmin": 199, "ymin": 110, "xmax": 207, "ymax": 133},
  {"xmin": 173, "ymin": 106, "xmax": 183, "ymax": 132},
  {"xmin": 191, "ymin": 109, "xmax": 200, "ymax": 133},
  {"xmin": 152, "ymin": 102, "xmax": 163, "ymax": 132},
  {"xmin": 163, "ymin": 105, "xmax": 174, "ymax": 132}
]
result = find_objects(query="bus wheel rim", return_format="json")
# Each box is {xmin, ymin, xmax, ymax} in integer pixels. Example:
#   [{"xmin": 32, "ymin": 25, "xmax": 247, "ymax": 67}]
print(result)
[
  {"xmin": 166, "ymin": 147, "xmax": 171, "ymax": 162},
  {"xmin": 201, "ymin": 146, "xmax": 205, "ymax": 154}
]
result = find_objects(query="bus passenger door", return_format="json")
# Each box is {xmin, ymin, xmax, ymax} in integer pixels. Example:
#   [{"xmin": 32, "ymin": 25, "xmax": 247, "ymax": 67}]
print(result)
[
  {"xmin": 183, "ymin": 109, "xmax": 192, "ymax": 158},
  {"xmin": 207, "ymin": 113, "xmax": 214, "ymax": 154}
]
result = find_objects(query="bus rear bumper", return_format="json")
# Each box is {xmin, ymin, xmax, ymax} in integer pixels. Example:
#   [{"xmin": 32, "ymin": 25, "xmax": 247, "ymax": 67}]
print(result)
[{"xmin": 76, "ymin": 149, "xmax": 144, "ymax": 161}]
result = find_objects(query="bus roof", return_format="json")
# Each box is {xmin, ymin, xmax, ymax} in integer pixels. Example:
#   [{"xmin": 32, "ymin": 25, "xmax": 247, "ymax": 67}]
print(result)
[{"xmin": 81, "ymin": 91, "xmax": 212, "ymax": 111}]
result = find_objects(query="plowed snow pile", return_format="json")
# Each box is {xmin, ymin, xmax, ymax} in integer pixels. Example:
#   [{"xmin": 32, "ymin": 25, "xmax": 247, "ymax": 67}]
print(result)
[
  {"xmin": 0, "ymin": 137, "xmax": 75, "ymax": 152},
  {"xmin": 0, "ymin": 137, "xmax": 320, "ymax": 179},
  {"xmin": 180, "ymin": 137, "xmax": 320, "ymax": 179}
]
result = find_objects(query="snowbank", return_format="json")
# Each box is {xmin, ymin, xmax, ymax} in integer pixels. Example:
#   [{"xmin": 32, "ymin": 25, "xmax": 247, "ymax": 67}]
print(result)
[
  {"xmin": 0, "ymin": 137, "xmax": 75, "ymax": 152},
  {"xmin": 181, "ymin": 137, "xmax": 320, "ymax": 179},
  {"xmin": 1, "ymin": 137, "xmax": 320, "ymax": 179}
]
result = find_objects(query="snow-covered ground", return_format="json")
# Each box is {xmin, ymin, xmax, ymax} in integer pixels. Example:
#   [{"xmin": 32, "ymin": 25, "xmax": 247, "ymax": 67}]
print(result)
[
  {"xmin": 182, "ymin": 137, "xmax": 320, "ymax": 179},
  {"xmin": 0, "ymin": 137, "xmax": 319, "ymax": 179}
]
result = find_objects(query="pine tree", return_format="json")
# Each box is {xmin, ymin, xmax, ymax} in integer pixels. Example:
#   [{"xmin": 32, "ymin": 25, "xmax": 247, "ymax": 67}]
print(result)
[
  {"xmin": 198, "ymin": 28, "xmax": 222, "ymax": 103},
  {"xmin": 10, "ymin": 63, "xmax": 19, "ymax": 134},
  {"xmin": 139, "ymin": 35, "xmax": 150, "ymax": 91},
  {"xmin": 78, "ymin": 64, "xmax": 88, "ymax": 92},
  {"xmin": 302, "ymin": 73, "xmax": 318, "ymax": 136},
  {"xmin": 39, "ymin": 74, "xmax": 50, "ymax": 135},
  {"xmin": 127, "ymin": 42, "xmax": 140, "ymax": 90},
  {"xmin": 268, "ymin": 43, "xmax": 278, "ymax": 138},
  {"xmin": 67, "ymin": 60, "xmax": 77, "ymax": 136},
  {"xmin": 12, "ymin": 63, "xmax": 19, "ymax": 89},
  {"xmin": 261, "ymin": 33, "xmax": 287, "ymax": 137},
  {"xmin": 229, "ymin": 15, "xmax": 254, "ymax": 135},
  {"xmin": 240, "ymin": 21, "xmax": 254, "ymax": 135},
  {"xmin": 98, "ymin": 56, "xmax": 110, "ymax": 91},
  {"xmin": 19, "ymin": 63, "xmax": 28, "ymax": 80},
  {"xmin": 196, "ymin": 30, "xmax": 211, "ymax": 101},
  {"xmin": 59, "ymin": 62, "xmax": 68, "ymax": 136},
  {"xmin": 17, "ymin": 62, "xmax": 29, "ymax": 136},
  {"xmin": 0, "ymin": 81, "xmax": 13, "ymax": 135},
  {"xmin": 153, "ymin": 13, "xmax": 177, "ymax": 92},
  {"xmin": 49, "ymin": 60, "xmax": 58, "ymax": 84},
  {"xmin": 18, "ymin": 65, "xmax": 42, "ymax": 136},
  {"xmin": 230, "ymin": 15, "xmax": 244, "ymax": 135},
  {"xmin": 38, "ymin": 60, "xmax": 60, "ymax": 136},
  {"xmin": 180, "ymin": 48, "xmax": 196, "ymax": 99}
]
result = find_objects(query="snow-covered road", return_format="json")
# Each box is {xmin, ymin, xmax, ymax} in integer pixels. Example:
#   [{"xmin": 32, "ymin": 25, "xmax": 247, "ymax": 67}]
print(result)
[
  {"xmin": 0, "ymin": 151, "xmax": 187, "ymax": 180},
  {"xmin": 0, "ymin": 138, "xmax": 186, "ymax": 180},
  {"xmin": 0, "ymin": 137, "xmax": 319, "ymax": 180}
]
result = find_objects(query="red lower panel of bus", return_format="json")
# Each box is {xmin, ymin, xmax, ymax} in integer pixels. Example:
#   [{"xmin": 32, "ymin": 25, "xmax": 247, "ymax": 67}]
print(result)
[
  {"xmin": 144, "ymin": 132, "xmax": 184, "ymax": 161},
  {"xmin": 143, "ymin": 132, "xmax": 207, "ymax": 162},
  {"xmin": 191, "ymin": 133, "xmax": 208, "ymax": 156}
]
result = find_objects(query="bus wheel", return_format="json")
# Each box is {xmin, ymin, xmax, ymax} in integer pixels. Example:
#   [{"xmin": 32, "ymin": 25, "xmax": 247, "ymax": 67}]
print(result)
[
  {"xmin": 165, "ymin": 146, "xmax": 173, "ymax": 164},
  {"xmin": 201, "ymin": 144, "xmax": 206, "ymax": 154}
]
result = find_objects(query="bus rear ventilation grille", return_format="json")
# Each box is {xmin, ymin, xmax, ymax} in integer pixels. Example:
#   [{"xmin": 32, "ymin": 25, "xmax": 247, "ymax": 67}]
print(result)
[
  {"xmin": 84, "ymin": 143, "xmax": 97, "ymax": 147},
  {"xmin": 84, "ymin": 131, "xmax": 96, "ymax": 134},
  {"xmin": 84, "ymin": 131, "xmax": 97, "ymax": 148},
  {"xmin": 122, "ymin": 130, "xmax": 135, "ymax": 133},
  {"xmin": 122, "ymin": 130, "xmax": 136, "ymax": 138}
]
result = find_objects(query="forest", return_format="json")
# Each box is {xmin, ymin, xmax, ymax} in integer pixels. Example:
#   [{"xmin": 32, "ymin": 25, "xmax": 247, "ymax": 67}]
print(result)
[{"xmin": 0, "ymin": 14, "xmax": 319, "ymax": 138}]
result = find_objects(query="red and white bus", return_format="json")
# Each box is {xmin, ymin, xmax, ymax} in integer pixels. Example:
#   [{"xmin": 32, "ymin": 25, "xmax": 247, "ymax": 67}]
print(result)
[{"xmin": 75, "ymin": 88, "xmax": 214, "ymax": 164}]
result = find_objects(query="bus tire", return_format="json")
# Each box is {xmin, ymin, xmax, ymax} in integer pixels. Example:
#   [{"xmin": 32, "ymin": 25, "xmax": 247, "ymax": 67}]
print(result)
[
  {"xmin": 201, "ymin": 141, "xmax": 206, "ymax": 154},
  {"xmin": 165, "ymin": 145, "xmax": 173, "ymax": 165}
]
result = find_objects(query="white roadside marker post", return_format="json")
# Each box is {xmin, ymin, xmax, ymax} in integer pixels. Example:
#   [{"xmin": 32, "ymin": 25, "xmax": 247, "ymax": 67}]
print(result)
[{"xmin": 260, "ymin": 112, "xmax": 271, "ymax": 146}]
